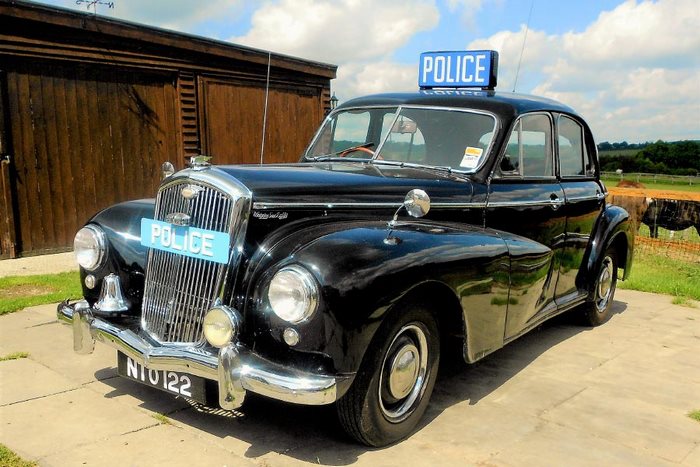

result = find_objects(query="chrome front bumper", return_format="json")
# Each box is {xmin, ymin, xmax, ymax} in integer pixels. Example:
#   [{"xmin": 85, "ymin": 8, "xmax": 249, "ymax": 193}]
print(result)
[{"xmin": 57, "ymin": 300, "xmax": 342, "ymax": 410}]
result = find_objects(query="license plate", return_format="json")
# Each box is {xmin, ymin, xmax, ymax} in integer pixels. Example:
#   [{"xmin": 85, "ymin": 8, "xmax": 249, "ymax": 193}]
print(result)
[
  {"xmin": 117, "ymin": 352, "xmax": 208, "ymax": 404},
  {"xmin": 140, "ymin": 218, "xmax": 230, "ymax": 264}
]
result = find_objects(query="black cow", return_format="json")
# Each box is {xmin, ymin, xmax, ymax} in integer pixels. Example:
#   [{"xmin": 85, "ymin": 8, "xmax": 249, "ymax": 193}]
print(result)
[{"xmin": 642, "ymin": 198, "xmax": 700, "ymax": 238}]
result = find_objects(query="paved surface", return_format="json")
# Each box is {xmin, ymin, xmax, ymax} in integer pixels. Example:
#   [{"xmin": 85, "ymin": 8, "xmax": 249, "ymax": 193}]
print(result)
[
  {"xmin": 1, "ymin": 290, "xmax": 699, "ymax": 466},
  {"xmin": 0, "ymin": 252, "xmax": 77, "ymax": 276}
]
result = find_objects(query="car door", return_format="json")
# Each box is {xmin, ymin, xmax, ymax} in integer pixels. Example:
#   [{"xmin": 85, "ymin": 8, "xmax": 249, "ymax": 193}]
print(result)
[
  {"xmin": 486, "ymin": 112, "xmax": 567, "ymax": 340},
  {"xmin": 554, "ymin": 114, "xmax": 605, "ymax": 302}
]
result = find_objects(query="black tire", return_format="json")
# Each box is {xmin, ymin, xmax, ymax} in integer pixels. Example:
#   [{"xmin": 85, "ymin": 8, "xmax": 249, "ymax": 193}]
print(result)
[
  {"xmin": 336, "ymin": 304, "xmax": 440, "ymax": 447},
  {"xmin": 583, "ymin": 248, "xmax": 618, "ymax": 326}
]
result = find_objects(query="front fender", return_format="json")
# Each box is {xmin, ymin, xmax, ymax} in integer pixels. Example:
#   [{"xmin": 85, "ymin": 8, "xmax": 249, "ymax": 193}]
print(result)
[
  {"xmin": 585, "ymin": 204, "xmax": 634, "ymax": 286},
  {"xmin": 81, "ymin": 199, "xmax": 155, "ymax": 311},
  {"xmin": 243, "ymin": 219, "xmax": 510, "ymax": 377}
]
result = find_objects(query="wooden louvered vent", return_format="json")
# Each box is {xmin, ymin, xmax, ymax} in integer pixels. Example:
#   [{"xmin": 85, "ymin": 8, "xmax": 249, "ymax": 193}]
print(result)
[{"xmin": 178, "ymin": 72, "xmax": 200, "ymax": 159}]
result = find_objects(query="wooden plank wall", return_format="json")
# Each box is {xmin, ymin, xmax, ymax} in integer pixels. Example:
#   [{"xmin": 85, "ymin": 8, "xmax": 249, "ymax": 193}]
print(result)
[
  {"xmin": 2, "ymin": 59, "xmax": 179, "ymax": 256},
  {"xmin": 199, "ymin": 78, "xmax": 323, "ymax": 165}
]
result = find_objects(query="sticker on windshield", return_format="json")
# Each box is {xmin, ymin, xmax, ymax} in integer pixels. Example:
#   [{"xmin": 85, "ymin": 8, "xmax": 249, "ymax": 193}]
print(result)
[{"xmin": 460, "ymin": 147, "xmax": 483, "ymax": 168}]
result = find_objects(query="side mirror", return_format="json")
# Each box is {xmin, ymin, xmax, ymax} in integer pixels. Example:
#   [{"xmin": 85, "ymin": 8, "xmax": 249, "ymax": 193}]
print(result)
[
  {"xmin": 404, "ymin": 189, "xmax": 431, "ymax": 218},
  {"xmin": 385, "ymin": 189, "xmax": 431, "ymax": 245}
]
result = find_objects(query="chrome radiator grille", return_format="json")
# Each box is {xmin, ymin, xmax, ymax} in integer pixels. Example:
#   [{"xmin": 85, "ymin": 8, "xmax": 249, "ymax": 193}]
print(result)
[{"xmin": 141, "ymin": 174, "xmax": 244, "ymax": 343}]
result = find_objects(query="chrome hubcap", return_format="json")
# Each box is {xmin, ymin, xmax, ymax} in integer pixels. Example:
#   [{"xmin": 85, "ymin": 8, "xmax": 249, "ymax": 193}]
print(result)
[
  {"xmin": 596, "ymin": 256, "xmax": 615, "ymax": 312},
  {"xmin": 379, "ymin": 324, "xmax": 429, "ymax": 423},
  {"xmin": 388, "ymin": 343, "xmax": 420, "ymax": 400}
]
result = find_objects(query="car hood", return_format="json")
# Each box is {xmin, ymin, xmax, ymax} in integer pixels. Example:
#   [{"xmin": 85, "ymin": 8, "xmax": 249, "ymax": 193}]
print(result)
[{"xmin": 216, "ymin": 162, "xmax": 474, "ymax": 206}]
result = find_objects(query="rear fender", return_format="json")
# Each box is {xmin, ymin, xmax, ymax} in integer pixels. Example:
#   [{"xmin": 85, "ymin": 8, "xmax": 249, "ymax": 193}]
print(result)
[{"xmin": 585, "ymin": 204, "xmax": 633, "ymax": 289}]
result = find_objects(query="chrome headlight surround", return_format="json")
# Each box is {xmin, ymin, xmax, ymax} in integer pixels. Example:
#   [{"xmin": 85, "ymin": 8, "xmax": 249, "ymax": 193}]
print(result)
[
  {"xmin": 73, "ymin": 225, "xmax": 107, "ymax": 271},
  {"xmin": 267, "ymin": 265, "xmax": 319, "ymax": 324}
]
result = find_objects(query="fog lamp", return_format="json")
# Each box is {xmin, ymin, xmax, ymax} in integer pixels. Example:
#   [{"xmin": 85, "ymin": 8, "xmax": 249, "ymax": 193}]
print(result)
[
  {"xmin": 203, "ymin": 306, "xmax": 240, "ymax": 348},
  {"xmin": 283, "ymin": 327, "xmax": 300, "ymax": 346},
  {"xmin": 84, "ymin": 274, "xmax": 96, "ymax": 289}
]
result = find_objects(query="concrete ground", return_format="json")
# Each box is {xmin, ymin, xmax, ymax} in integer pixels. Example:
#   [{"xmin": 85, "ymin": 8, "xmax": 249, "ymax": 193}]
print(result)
[{"xmin": 1, "ymin": 290, "xmax": 699, "ymax": 466}]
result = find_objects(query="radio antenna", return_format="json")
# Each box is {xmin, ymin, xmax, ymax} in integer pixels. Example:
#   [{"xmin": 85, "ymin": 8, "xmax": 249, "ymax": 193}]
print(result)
[
  {"xmin": 260, "ymin": 52, "xmax": 271, "ymax": 164},
  {"xmin": 512, "ymin": 0, "xmax": 534, "ymax": 92}
]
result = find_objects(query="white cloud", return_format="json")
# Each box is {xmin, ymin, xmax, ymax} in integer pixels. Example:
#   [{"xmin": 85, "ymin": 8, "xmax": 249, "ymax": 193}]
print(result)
[
  {"xmin": 109, "ymin": 0, "xmax": 245, "ymax": 31},
  {"xmin": 232, "ymin": 0, "xmax": 440, "ymax": 64},
  {"xmin": 467, "ymin": 0, "xmax": 700, "ymax": 142},
  {"xmin": 230, "ymin": 0, "xmax": 441, "ymax": 104},
  {"xmin": 336, "ymin": 61, "xmax": 417, "ymax": 97}
]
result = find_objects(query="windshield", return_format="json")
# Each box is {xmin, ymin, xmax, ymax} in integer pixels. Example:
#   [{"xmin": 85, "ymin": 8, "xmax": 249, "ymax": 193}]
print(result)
[{"xmin": 305, "ymin": 106, "xmax": 497, "ymax": 172}]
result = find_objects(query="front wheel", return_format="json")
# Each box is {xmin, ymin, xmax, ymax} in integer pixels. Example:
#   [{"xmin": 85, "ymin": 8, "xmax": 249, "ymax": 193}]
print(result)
[
  {"xmin": 583, "ymin": 248, "xmax": 618, "ymax": 326},
  {"xmin": 336, "ymin": 305, "xmax": 440, "ymax": 446}
]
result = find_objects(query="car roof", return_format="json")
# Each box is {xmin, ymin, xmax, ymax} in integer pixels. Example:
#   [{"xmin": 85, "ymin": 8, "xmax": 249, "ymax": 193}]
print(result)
[{"xmin": 338, "ymin": 91, "xmax": 580, "ymax": 120}]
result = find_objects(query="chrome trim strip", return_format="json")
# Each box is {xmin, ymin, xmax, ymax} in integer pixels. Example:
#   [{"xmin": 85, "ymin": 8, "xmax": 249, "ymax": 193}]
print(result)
[
  {"xmin": 253, "ymin": 201, "xmax": 487, "ymax": 210},
  {"xmin": 253, "ymin": 201, "xmax": 401, "ymax": 210},
  {"xmin": 565, "ymin": 195, "xmax": 600, "ymax": 202},
  {"xmin": 58, "ymin": 301, "xmax": 341, "ymax": 407},
  {"xmin": 486, "ymin": 200, "xmax": 562, "ymax": 208}
]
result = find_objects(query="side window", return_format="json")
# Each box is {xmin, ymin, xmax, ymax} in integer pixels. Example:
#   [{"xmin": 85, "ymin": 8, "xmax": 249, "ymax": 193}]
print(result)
[
  {"xmin": 558, "ymin": 115, "xmax": 587, "ymax": 177},
  {"xmin": 500, "ymin": 114, "xmax": 553, "ymax": 177}
]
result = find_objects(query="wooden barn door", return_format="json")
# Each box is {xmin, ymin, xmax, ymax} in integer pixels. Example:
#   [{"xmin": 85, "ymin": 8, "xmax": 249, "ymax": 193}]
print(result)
[
  {"xmin": 198, "ymin": 77, "xmax": 323, "ymax": 164},
  {"xmin": 3, "ymin": 60, "xmax": 179, "ymax": 256}
]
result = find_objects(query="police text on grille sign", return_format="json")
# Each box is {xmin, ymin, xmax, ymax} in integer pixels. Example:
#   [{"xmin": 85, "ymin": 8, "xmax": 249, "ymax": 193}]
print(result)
[
  {"xmin": 140, "ymin": 218, "xmax": 230, "ymax": 264},
  {"xmin": 419, "ymin": 51, "xmax": 496, "ymax": 89}
]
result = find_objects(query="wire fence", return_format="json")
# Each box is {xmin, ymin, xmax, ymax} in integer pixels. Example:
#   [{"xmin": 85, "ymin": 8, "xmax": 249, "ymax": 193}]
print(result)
[
  {"xmin": 602, "ymin": 172, "xmax": 700, "ymax": 187},
  {"xmin": 608, "ymin": 189, "xmax": 700, "ymax": 263}
]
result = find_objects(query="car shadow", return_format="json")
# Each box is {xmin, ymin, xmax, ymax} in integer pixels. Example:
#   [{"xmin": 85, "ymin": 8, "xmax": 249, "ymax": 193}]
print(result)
[{"xmin": 96, "ymin": 299, "xmax": 628, "ymax": 465}]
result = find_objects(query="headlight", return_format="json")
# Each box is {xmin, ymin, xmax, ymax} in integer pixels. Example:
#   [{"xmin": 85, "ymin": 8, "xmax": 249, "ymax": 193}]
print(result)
[
  {"xmin": 74, "ymin": 225, "xmax": 106, "ymax": 271},
  {"xmin": 267, "ymin": 265, "xmax": 319, "ymax": 324}
]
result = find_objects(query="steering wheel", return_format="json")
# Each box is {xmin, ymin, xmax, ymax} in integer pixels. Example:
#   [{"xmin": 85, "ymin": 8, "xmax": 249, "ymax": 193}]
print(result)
[{"xmin": 338, "ymin": 146, "xmax": 375, "ymax": 157}]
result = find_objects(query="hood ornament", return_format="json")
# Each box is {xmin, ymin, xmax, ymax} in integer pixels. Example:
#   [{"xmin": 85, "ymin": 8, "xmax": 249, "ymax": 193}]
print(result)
[{"xmin": 188, "ymin": 155, "xmax": 212, "ymax": 170}]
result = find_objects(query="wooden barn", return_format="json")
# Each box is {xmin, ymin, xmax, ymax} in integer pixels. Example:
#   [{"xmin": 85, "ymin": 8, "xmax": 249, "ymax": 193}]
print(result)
[{"xmin": 0, "ymin": 0, "xmax": 337, "ymax": 258}]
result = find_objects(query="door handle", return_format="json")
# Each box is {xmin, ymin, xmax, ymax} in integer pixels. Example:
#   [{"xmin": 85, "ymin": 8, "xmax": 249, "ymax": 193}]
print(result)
[
  {"xmin": 549, "ymin": 193, "xmax": 564, "ymax": 210},
  {"xmin": 595, "ymin": 191, "xmax": 606, "ymax": 201}
]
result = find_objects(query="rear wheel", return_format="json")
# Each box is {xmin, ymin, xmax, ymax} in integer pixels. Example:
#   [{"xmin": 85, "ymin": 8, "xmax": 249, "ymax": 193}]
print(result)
[
  {"xmin": 583, "ymin": 248, "xmax": 618, "ymax": 326},
  {"xmin": 337, "ymin": 305, "xmax": 440, "ymax": 446}
]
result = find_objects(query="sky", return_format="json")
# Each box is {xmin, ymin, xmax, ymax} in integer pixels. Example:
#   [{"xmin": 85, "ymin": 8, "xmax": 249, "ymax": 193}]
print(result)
[{"xmin": 31, "ymin": 0, "xmax": 700, "ymax": 143}]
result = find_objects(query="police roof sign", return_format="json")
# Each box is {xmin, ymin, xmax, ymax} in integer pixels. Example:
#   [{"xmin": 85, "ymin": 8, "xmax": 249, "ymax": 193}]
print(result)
[{"xmin": 419, "ymin": 50, "xmax": 499, "ymax": 90}]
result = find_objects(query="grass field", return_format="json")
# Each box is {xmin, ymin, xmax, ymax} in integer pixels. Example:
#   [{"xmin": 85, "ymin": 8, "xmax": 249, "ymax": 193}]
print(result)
[
  {"xmin": 0, "ymin": 444, "xmax": 36, "ymax": 467},
  {"xmin": 619, "ymin": 250, "xmax": 700, "ymax": 302},
  {"xmin": 0, "ymin": 272, "xmax": 82, "ymax": 314}
]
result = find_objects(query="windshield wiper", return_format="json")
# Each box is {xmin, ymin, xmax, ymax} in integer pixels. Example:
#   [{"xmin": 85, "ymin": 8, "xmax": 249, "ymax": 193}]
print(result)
[{"xmin": 304, "ymin": 142, "xmax": 375, "ymax": 162}]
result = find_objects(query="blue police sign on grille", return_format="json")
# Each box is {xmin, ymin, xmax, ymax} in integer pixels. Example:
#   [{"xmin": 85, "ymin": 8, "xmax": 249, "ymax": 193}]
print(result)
[
  {"xmin": 419, "ymin": 50, "xmax": 498, "ymax": 89},
  {"xmin": 140, "ymin": 218, "xmax": 230, "ymax": 264}
]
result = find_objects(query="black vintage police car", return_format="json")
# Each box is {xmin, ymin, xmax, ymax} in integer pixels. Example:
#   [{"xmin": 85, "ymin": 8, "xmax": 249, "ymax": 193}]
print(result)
[{"xmin": 59, "ymin": 51, "xmax": 633, "ymax": 446}]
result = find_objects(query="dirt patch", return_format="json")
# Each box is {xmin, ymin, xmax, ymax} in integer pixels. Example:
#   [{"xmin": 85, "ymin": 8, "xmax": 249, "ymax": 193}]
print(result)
[
  {"xmin": 0, "ymin": 284, "xmax": 55, "ymax": 299},
  {"xmin": 616, "ymin": 180, "xmax": 646, "ymax": 189},
  {"xmin": 608, "ymin": 187, "xmax": 700, "ymax": 202}
]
